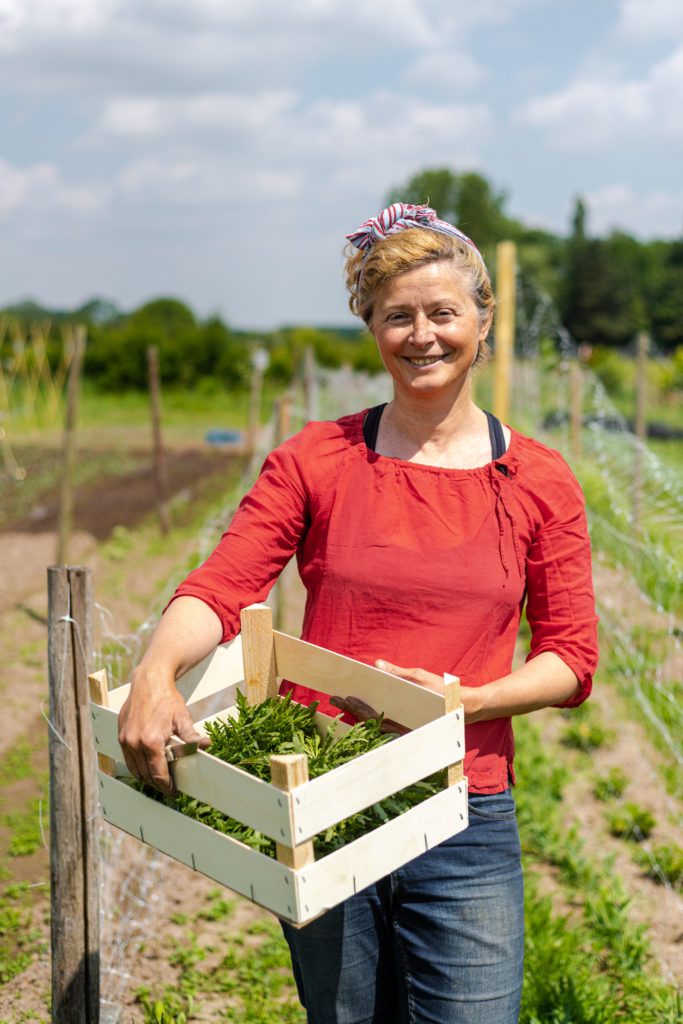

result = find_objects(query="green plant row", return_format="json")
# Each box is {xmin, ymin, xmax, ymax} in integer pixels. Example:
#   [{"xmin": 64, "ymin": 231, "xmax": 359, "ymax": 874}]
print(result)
[
  {"xmin": 514, "ymin": 716, "xmax": 681, "ymax": 1023},
  {"xmin": 137, "ymin": 691, "xmax": 444, "ymax": 859}
]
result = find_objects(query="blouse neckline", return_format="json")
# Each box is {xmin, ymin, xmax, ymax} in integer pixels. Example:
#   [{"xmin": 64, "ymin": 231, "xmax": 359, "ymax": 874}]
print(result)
[{"xmin": 352, "ymin": 409, "xmax": 519, "ymax": 477}]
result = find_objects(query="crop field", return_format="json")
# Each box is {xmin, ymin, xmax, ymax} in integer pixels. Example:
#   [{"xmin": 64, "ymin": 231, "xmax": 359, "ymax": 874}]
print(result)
[{"xmin": 0, "ymin": 357, "xmax": 681, "ymax": 1023}]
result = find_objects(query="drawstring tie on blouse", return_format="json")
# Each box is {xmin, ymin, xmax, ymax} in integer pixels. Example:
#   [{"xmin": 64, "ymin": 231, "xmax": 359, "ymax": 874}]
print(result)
[{"xmin": 489, "ymin": 464, "xmax": 522, "ymax": 587}]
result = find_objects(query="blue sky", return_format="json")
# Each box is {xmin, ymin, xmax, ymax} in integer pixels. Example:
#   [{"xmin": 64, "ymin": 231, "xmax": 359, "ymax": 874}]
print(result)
[{"xmin": 1, "ymin": 0, "xmax": 682, "ymax": 328}]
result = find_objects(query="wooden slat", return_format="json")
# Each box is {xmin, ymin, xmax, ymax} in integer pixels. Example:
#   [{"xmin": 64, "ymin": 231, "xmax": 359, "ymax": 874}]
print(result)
[
  {"xmin": 97, "ymin": 773, "xmax": 297, "ymax": 920},
  {"xmin": 105, "ymin": 637, "xmax": 244, "ymax": 715},
  {"xmin": 241, "ymin": 605, "xmax": 278, "ymax": 706},
  {"xmin": 294, "ymin": 781, "xmax": 468, "ymax": 923},
  {"xmin": 287, "ymin": 711, "xmax": 464, "ymax": 842},
  {"xmin": 89, "ymin": 703, "xmax": 296, "ymax": 843},
  {"xmin": 273, "ymin": 631, "xmax": 447, "ymax": 728},
  {"xmin": 97, "ymin": 772, "xmax": 467, "ymax": 926},
  {"xmin": 88, "ymin": 669, "xmax": 116, "ymax": 776}
]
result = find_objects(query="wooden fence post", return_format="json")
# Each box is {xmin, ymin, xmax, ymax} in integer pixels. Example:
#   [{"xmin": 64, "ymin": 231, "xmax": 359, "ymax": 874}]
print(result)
[
  {"xmin": 57, "ymin": 325, "xmax": 86, "ymax": 565},
  {"xmin": 493, "ymin": 241, "xmax": 516, "ymax": 425},
  {"xmin": 147, "ymin": 345, "xmax": 170, "ymax": 535},
  {"xmin": 633, "ymin": 330, "xmax": 649, "ymax": 534},
  {"xmin": 570, "ymin": 360, "xmax": 583, "ymax": 461},
  {"xmin": 48, "ymin": 565, "xmax": 100, "ymax": 1024}
]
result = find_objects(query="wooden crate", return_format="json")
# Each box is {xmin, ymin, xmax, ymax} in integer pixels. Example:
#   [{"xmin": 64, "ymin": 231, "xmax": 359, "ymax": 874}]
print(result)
[{"xmin": 89, "ymin": 605, "xmax": 467, "ymax": 925}]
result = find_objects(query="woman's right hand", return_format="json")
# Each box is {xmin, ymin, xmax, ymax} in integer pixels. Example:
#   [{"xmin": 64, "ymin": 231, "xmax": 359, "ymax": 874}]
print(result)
[{"xmin": 118, "ymin": 667, "xmax": 210, "ymax": 796}]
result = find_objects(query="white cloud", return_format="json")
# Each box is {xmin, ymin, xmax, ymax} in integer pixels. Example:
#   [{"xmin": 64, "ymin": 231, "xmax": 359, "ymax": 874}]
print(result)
[
  {"xmin": 616, "ymin": 0, "xmax": 683, "ymax": 40},
  {"xmin": 516, "ymin": 44, "xmax": 683, "ymax": 147},
  {"xmin": 96, "ymin": 91, "xmax": 299, "ymax": 141},
  {"xmin": 402, "ymin": 51, "xmax": 487, "ymax": 92},
  {"xmin": 585, "ymin": 183, "xmax": 683, "ymax": 239},
  {"xmin": 93, "ymin": 89, "xmax": 489, "ymax": 209},
  {"xmin": 0, "ymin": 158, "xmax": 105, "ymax": 217}
]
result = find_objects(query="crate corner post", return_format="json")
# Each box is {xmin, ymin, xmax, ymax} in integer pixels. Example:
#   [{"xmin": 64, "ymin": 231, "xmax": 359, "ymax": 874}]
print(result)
[{"xmin": 240, "ymin": 603, "xmax": 278, "ymax": 705}]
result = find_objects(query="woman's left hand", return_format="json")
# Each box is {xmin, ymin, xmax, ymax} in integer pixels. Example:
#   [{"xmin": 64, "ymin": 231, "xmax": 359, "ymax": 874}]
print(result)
[
  {"xmin": 374, "ymin": 659, "xmax": 445, "ymax": 695},
  {"xmin": 375, "ymin": 659, "xmax": 487, "ymax": 722}
]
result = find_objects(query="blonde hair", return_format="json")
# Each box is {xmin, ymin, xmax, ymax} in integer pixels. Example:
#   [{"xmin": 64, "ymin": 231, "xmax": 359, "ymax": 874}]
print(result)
[{"xmin": 344, "ymin": 228, "xmax": 494, "ymax": 365}]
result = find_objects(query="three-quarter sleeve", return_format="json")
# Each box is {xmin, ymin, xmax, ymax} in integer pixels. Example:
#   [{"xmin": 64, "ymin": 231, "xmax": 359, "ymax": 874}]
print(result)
[
  {"xmin": 168, "ymin": 437, "xmax": 311, "ymax": 642},
  {"xmin": 523, "ymin": 459, "xmax": 599, "ymax": 707}
]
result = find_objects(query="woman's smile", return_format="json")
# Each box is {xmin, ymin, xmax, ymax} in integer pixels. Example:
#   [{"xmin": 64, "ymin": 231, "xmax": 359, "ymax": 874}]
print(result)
[{"xmin": 404, "ymin": 353, "xmax": 450, "ymax": 367}]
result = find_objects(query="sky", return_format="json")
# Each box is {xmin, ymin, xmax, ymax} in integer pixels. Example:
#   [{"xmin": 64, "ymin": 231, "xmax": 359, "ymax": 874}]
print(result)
[{"xmin": 1, "ymin": 0, "xmax": 682, "ymax": 329}]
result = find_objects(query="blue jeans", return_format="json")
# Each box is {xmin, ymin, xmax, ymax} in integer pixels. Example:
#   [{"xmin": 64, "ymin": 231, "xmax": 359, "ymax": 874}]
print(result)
[{"xmin": 282, "ymin": 789, "xmax": 524, "ymax": 1024}]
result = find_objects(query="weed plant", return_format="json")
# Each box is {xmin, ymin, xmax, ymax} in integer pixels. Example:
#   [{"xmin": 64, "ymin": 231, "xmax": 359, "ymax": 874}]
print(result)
[
  {"xmin": 607, "ymin": 802, "xmax": 657, "ymax": 842},
  {"xmin": 633, "ymin": 843, "xmax": 683, "ymax": 890},
  {"xmin": 592, "ymin": 767, "xmax": 628, "ymax": 801}
]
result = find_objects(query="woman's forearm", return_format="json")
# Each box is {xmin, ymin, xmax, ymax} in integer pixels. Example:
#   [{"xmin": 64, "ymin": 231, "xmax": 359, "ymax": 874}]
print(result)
[
  {"xmin": 132, "ymin": 595, "xmax": 224, "ymax": 683},
  {"xmin": 461, "ymin": 652, "xmax": 580, "ymax": 723}
]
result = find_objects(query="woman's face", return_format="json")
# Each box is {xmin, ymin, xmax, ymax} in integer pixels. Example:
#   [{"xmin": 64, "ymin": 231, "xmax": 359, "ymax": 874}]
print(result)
[{"xmin": 370, "ymin": 260, "xmax": 492, "ymax": 402}]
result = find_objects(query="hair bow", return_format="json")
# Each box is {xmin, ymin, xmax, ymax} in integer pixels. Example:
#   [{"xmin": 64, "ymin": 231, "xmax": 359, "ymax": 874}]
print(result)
[{"xmin": 346, "ymin": 202, "xmax": 488, "ymax": 278}]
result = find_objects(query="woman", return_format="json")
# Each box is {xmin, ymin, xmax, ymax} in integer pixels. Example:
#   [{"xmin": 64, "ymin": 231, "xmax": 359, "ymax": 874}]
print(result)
[{"xmin": 119, "ymin": 203, "xmax": 599, "ymax": 1023}]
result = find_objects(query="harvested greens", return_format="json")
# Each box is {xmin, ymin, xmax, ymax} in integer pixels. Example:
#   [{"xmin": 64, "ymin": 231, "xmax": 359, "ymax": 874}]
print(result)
[{"xmin": 136, "ymin": 691, "xmax": 444, "ymax": 859}]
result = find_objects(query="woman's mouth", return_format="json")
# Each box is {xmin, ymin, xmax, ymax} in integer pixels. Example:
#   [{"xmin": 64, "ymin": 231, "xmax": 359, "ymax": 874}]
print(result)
[{"xmin": 404, "ymin": 354, "xmax": 445, "ymax": 367}]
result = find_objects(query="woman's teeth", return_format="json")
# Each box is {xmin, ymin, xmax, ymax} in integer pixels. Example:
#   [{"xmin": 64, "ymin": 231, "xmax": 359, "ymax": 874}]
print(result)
[{"xmin": 407, "ymin": 355, "xmax": 443, "ymax": 366}]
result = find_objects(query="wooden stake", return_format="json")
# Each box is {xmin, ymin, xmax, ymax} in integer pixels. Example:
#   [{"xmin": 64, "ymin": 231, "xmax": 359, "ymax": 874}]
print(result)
[
  {"xmin": 57, "ymin": 326, "xmax": 86, "ymax": 565},
  {"xmin": 493, "ymin": 241, "xmax": 516, "ymax": 425},
  {"xmin": 270, "ymin": 754, "xmax": 315, "ymax": 869},
  {"xmin": 570, "ymin": 360, "xmax": 582, "ymax": 461},
  {"xmin": 48, "ymin": 565, "xmax": 100, "ymax": 1024},
  {"xmin": 633, "ymin": 330, "xmax": 649, "ymax": 534},
  {"xmin": 303, "ymin": 346, "xmax": 316, "ymax": 422},
  {"xmin": 240, "ymin": 604, "xmax": 278, "ymax": 705},
  {"xmin": 147, "ymin": 345, "xmax": 170, "ymax": 535}
]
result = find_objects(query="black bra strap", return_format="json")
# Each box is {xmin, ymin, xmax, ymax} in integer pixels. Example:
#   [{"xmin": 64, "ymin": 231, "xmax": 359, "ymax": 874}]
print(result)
[
  {"xmin": 485, "ymin": 410, "xmax": 507, "ymax": 460},
  {"xmin": 364, "ymin": 403, "xmax": 507, "ymax": 463},
  {"xmin": 363, "ymin": 403, "xmax": 387, "ymax": 449}
]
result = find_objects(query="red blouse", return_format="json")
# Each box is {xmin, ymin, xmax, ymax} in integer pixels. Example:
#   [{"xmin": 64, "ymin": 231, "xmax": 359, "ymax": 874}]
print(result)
[{"xmin": 171, "ymin": 411, "xmax": 599, "ymax": 793}]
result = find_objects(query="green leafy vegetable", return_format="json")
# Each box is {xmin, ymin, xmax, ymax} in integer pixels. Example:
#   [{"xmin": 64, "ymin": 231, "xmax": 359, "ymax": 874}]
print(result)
[{"xmin": 136, "ymin": 692, "xmax": 443, "ymax": 858}]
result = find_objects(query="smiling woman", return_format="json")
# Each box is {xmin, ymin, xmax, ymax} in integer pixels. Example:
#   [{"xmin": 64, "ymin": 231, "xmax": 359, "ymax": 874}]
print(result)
[{"xmin": 118, "ymin": 202, "xmax": 599, "ymax": 1024}]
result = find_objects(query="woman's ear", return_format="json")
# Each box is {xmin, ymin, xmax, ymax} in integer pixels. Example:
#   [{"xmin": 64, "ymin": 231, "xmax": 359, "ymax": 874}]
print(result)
[{"xmin": 479, "ymin": 309, "xmax": 494, "ymax": 342}]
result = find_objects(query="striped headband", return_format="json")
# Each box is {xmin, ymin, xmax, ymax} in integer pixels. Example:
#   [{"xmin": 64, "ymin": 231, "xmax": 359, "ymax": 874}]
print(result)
[{"xmin": 346, "ymin": 202, "xmax": 489, "ymax": 282}]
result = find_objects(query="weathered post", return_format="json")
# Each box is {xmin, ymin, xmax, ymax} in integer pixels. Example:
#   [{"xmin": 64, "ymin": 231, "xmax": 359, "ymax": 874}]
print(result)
[
  {"xmin": 147, "ymin": 345, "xmax": 170, "ymax": 535},
  {"xmin": 633, "ymin": 330, "xmax": 649, "ymax": 534},
  {"xmin": 570, "ymin": 360, "xmax": 583, "ymax": 461},
  {"xmin": 57, "ymin": 325, "xmax": 86, "ymax": 565},
  {"xmin": 48, "ymin": 565, "xmax": 100, "ymax": 1024},
  {"xmin": 493, "ymin": 241, "xmax": 516, "ymax": 425}
]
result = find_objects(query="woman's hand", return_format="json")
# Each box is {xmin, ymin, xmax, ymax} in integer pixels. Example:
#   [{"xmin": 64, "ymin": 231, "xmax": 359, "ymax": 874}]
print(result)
[
  {"xmin": 117, "ymin": 596, "xmax": 223, "ymax": 796},
  {"xmin": 375, "ymin": 652, "xmax": 580, "ymax": 724},
  {"xmin": 374, "ymin": 659, "xmax": 445, "ymax": 695},
  {"xmin": 118, "ymin": 668, "xmax": 210, "ymax": 797}
]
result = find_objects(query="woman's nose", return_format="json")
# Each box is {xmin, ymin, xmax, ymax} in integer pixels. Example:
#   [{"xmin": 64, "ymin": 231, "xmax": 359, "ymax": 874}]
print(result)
[{"xmin": 411, "ymin": 314, "xmax": 434, "ymax": 347}]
